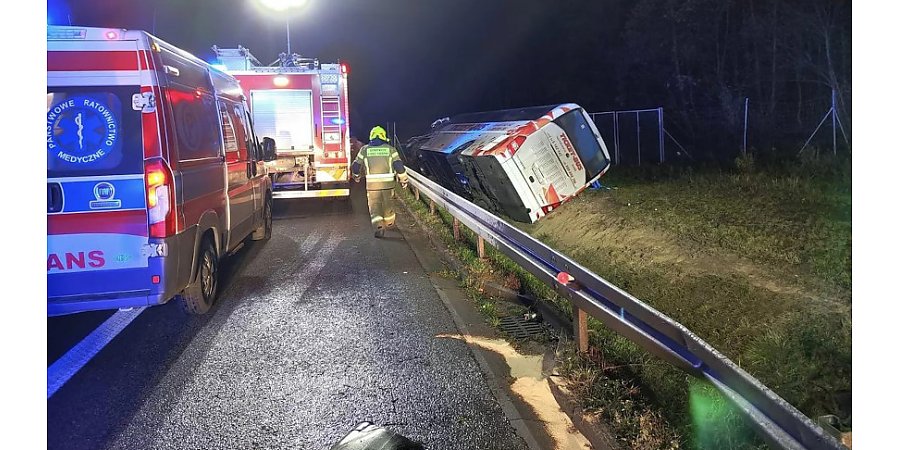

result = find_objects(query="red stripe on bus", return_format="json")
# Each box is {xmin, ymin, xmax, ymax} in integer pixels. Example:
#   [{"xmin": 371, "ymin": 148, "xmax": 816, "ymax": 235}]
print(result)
[
  {"xmin": 48, "ymin": 51, "xmax": 140, "ymax": 71},
  {"xmin": 48, "ymin": 210, "xmax": 148, "ymax": 236}
]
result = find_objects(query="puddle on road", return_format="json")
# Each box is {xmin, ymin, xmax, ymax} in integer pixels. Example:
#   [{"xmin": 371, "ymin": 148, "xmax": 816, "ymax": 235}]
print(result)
[{"xmin": 437, "ymin": 334, "xmax": 591, "ymax": 450}]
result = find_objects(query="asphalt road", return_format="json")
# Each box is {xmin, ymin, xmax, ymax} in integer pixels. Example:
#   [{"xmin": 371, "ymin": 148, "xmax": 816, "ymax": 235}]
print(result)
[{"xmin": 47, "ymin": 185, "xmax": 529, "ymax": 450}]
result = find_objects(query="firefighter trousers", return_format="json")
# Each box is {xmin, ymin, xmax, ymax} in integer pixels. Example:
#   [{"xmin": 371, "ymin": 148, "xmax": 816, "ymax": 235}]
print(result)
[{"xmin": 366, "ymin": 188, "xmax": 396, "ymax": 231}]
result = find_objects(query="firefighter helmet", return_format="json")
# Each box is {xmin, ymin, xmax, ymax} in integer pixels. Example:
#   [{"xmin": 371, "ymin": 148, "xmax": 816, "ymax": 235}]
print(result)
[{"xmin": 369, "ymin": 126, "xmax": 389, "ymax": 142}]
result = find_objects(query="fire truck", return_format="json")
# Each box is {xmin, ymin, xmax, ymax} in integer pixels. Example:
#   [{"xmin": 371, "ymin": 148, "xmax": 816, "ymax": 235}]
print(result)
[{"xmin": 213, "ymin": 46, "xmax": 351, "ymax": 199}]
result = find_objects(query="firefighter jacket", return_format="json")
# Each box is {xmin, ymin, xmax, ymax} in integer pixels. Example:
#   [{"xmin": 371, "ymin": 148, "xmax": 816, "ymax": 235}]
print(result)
[{"xmin": 351, "ymin": 138, "xmax": 408, "ymax": 191}]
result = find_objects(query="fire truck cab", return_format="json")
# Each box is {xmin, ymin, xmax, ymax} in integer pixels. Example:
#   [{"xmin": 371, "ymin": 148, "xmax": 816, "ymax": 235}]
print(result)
[{"xmin": 213, "ymin": 46, "xmax": 352, "ymax": 199}]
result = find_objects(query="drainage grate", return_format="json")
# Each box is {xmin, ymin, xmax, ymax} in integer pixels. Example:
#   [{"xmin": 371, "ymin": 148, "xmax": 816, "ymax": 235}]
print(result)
[{"xmin": 498, "ymin": 314, "xmax": 546, "ymax": 340}]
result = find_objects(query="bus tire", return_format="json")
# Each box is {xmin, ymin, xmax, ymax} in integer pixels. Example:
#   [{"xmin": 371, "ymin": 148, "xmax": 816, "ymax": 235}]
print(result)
[
  {"xmin": 177, "ymin": 237, "xmax": 218, "ymax": 315},
  {"xmin": 252, "ymin": 194, "xmax": 273, "ymax": 241}
]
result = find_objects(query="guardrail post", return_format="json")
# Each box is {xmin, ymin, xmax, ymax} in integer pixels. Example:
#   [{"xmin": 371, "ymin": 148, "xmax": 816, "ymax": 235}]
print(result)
[
  {"xmin": 453, "ymin": 217, "xmax": 461, "ymax": 241},
  {"xmin": 574, "ymin": 306, "xmax": 589, "ymax": 353},
  {"xmin": 477, "ymin": 236, "xmax": 486, "ymax": 259},
  {"xmin": 429, "ymin": 199, "xmax": 435, "ymax": 215},
  {"xmin": 414, "ymin": 186, "xmax": 420, "ymax": 201}
]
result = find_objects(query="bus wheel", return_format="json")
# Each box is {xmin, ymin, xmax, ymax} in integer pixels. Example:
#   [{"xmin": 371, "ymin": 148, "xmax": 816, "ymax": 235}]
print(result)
[{"xmin": 177, "ymin": 237, "xmax": 219, "ymax": 315}]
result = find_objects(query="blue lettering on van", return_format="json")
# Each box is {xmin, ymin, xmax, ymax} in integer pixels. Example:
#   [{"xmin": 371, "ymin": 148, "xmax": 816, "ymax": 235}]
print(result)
[{"xmin": 47, "ymin": 95, "xmax": 119, "ymax": 165}]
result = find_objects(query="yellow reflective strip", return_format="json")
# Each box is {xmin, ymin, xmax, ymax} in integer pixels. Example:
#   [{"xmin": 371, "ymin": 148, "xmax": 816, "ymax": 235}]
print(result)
[
  {"xmin": 366, "ymin": 173, "xmax": 395, "ymax": 180},
  {"xmin": 383, "ymin": 213, "xmax": 396, "ymax": 221}
]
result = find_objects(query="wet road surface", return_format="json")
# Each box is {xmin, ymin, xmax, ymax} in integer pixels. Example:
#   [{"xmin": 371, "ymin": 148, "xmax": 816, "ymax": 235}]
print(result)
[{"xmin": 47, "ymin": 186, "xmax": 529, "ymax": 450}]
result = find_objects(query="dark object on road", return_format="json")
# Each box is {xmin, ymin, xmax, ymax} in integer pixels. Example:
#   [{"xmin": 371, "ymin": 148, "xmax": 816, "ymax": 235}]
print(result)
[{"xmin": 331, "ymin": 422, "xmax": 425, "ymax": 450}]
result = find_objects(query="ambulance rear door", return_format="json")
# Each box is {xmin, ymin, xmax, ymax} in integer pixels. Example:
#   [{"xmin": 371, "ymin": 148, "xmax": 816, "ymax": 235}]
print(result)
[{"xmin": 47, "ymin": 32, "xmax": 155, "ymax": 314}]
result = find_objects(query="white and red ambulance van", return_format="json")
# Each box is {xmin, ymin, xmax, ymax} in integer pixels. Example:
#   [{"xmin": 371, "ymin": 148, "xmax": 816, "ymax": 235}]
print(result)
[{"xmin": 48, "ymin": 26, "xmax": 274, "ymax": 316}]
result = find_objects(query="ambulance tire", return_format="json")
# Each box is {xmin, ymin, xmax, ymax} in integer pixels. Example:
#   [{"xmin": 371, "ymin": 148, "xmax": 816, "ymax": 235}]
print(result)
[
  {"xmin": 177, "ymin": 237, "xmax": 218, "ymax": 315},
  {"xmin": 252, "ymin": 194, "xmax": 273, "ymax": 241}
]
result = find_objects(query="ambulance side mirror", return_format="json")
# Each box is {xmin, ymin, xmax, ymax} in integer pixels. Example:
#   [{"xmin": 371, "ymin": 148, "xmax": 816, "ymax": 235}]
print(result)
[{"xmin": 261, "ymin": 137, "xmax": 277, "ymax": 161}]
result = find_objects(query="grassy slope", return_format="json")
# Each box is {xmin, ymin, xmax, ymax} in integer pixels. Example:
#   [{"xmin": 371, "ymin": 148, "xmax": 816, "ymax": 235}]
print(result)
[{"xmin": 517, "ymin": 162, "xmax": 852, "ymax": 444}]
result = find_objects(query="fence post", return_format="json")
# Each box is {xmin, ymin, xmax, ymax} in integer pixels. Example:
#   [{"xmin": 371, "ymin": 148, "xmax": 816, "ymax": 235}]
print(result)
[
  {"xmin": 743, "ymin": 97, "xmax": 749, "ymax": 156},
  {"xmin": 613, "ymin": 112, "xmax": 620, "ymax": 165},
  {"xmin": 832, "ymin": 89, "xmax": 837, "ymax": 156},
  {"xmin": 574, "ymin": 306, "xmax": 589, "ymax": 353},
  {"xmin": 658, "ymin": 107, "xmax": 665, "ymax": 163},
  {"xmin": 636, "ymin": 112, "xmax": 641, "ymax": 166}
]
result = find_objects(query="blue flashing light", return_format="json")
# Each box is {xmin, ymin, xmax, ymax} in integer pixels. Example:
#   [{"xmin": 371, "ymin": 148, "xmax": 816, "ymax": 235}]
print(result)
[{"xmin": 330, "ymin": 118, "xmax": 345, "ymax": 125}]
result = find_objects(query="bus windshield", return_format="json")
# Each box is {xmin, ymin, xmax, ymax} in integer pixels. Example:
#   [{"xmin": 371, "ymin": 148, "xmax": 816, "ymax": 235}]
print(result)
[{"xmin": 554, "ymin": 109, "xmax": 609, "ymax": 179}]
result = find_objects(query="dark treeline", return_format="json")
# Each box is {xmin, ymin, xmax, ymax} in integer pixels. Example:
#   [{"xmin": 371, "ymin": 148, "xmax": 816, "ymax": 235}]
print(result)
[
  {"xmin": 62, "ymin": 0, "xmax": 851, "ymax": 161},
  {"xmin": 487, "ymin": 0, "xmax": 852, "ymax": 162}
]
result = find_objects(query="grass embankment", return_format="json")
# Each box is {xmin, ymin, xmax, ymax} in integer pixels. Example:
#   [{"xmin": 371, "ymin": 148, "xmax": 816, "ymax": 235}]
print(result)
[
  {"xmin": 520, "ymin": 157, "xmax": 852, "ymax": 447},
  {"xmin": 401, "ymin": 156, "xmax": 851, "ymax": 448}
]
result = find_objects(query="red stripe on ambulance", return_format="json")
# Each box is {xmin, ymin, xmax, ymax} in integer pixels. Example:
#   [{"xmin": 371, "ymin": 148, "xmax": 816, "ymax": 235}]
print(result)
[
  {"xmin": 48, "ymin": 51, "xmax": 141, "ymax": 71},
  {"xmin": 48, "ymin": 210, "xmax": 149, "ymax": 236}
]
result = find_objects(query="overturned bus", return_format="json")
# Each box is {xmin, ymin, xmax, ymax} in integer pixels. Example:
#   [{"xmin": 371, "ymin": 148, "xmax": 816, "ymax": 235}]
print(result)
[{"xmin": 400, "ymin": 104, "xmax": 611, "ymax": 223}]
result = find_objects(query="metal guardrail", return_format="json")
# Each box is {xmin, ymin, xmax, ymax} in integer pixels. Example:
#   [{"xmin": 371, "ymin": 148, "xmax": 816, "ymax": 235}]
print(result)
[{"xmin": 404, "ymin": 168, "xmax": 845, "ymax": 450}]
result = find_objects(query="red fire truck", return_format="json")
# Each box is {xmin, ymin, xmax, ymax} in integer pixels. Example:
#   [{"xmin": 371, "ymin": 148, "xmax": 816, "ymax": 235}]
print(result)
[{"xmin": 213, "ymin": 46, "xmax": 351, "ymax": 199}]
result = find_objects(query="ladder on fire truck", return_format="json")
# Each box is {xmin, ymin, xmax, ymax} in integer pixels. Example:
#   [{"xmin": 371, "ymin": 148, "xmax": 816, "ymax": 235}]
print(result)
[{"xmin": 320, "ymin": 92, "xmax": 342, "ymax": 161}]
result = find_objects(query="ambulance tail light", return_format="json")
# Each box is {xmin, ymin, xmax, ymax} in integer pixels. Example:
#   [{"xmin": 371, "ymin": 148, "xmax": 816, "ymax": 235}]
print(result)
[{"xmin": 145, "ymin": 158, "xmax": 175, "ymax": 238}]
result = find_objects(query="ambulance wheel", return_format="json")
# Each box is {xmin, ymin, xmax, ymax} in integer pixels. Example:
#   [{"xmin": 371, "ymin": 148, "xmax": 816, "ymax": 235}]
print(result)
[
  {"xmin": 252, "ymin": 194, "xmax": 273, "ymax": 241},
  {"xmin": 178, "ymin": 238, "xmax": 218, "ymax": 315}
]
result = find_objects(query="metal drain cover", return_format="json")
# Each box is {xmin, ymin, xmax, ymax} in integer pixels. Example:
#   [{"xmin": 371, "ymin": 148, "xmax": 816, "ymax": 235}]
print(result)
[{"xmin": 498, "ymin": 315, "xmax": 546, "ymax": 340}]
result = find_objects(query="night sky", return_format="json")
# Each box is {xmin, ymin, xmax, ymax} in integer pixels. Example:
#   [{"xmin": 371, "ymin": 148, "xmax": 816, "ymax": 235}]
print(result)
[{"xmin": 49, "ymin": 0, "xmax": 624, "ymax": 140}]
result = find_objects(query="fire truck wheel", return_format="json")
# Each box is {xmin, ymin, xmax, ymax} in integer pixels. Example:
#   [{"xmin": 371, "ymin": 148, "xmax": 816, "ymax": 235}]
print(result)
[
  {"xmin": 252, "ymin": 194, "xmax": 273, "ymax": 241},
  {"xmin": 177, "ymin": 238, "xmax": 218, "ymax": 315}
]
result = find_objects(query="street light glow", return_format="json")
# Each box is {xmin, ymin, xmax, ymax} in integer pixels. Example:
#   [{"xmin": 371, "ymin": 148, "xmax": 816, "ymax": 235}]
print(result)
[{"xmin": 256, "ymin": 0, "xmax": 309, "ymax": 12}]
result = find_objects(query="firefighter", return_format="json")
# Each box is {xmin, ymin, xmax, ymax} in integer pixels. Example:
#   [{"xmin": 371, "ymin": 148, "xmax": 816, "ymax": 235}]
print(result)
[{"xmin": 351, "ymin": 126, "xmax": 408, "ymax": 238}]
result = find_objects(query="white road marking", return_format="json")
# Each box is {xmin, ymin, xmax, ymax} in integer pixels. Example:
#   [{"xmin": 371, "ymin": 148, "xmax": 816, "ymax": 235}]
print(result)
[
  {"xmin": 47, "ymin": 307, "xmax": 145, "ymax": 399},
  {"xmin": 48, "ymin": 230, "xmax": 329, "ymax": 400}
]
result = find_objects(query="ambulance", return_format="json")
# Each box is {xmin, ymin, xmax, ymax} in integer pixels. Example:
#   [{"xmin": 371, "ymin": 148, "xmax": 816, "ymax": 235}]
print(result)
[
  {"xmin": 212, "ymin": 46, "xmax": 352, "ymax": 199},
  {"xmin": 48, "ymin": 26, "xmax": 275, "ymax": 316}
]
